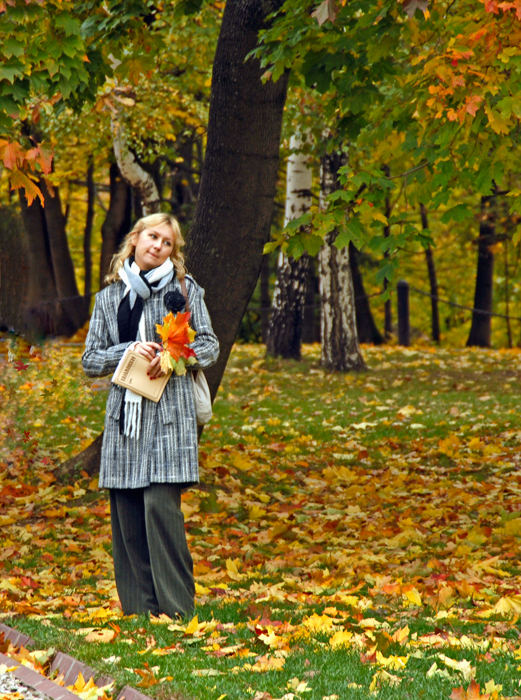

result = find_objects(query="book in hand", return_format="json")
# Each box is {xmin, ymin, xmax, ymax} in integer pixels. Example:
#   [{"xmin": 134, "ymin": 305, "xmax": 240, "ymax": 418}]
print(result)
[{"xmin": 112, "ymin": 349, "xmax": 170, "ymax": 402}]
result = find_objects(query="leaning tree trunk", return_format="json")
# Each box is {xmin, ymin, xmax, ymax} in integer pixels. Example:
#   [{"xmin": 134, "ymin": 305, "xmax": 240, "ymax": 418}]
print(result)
[
  {"xmin": 319, "ymin": 151, "xmax": 365, "ymax": 371},
  {"xmin": 466, "ymin": 191, "xmax": 498, "ymax": 347},
  {"xmin": 112, "ymin": 118, "xmax": 161, "ymax": 215},
  {"xmin": 99, "ymin": 163, "xmax": 133, "ymax": 288},
  {"xmin": 57, "ymin": 0, "xmax": 289, "ymax": 480},
  {"xmin": 420, "ymin": 204, "xmax": 440, "ymax": 342},
  {"xmin": 266, "ymin": 131, "xmax": 312, "ymax": 360},
  {"xmin": 184, "ymin": 0, "xmax": 289, "ymax": 395},
  {"xmin": 349, "ymin": 243, "xmax": 384, "ymax": 345}
]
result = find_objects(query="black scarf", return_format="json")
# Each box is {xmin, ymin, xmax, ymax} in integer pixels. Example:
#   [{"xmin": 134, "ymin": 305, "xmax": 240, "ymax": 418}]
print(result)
[
  {"xmin": 116, "ymin": 260, "xmax": 163, "ymax": 435},
  {"xmin": 117, "ymin": 260, "xmax": 161, "ymax": 343}
]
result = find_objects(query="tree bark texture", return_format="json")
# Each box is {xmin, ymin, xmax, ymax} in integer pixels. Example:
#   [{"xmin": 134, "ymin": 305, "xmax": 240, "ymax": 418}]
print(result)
[
  {"xmin": 466, "ymin": 192, "xmax": 497, "ymax": 348},
  {"xmin": 99, "ymin": 163, "xmax": 133, "ymax": 288},
  {"xmin": 349, "ymin": 243, "xmax": 384, "ymax": 345},
  {"xmin": 184, "ymin": 0, "xmax": 289, "ymax": 397},
  {"xmin": 420, "ymin": 204, "xmax": 440, "ymax": 343},
  {"xmin": 319, "ymin": 152, "xmax": 366, "ymax": 371},
  {"xmin": 267, "ymin": 251, "xmax": 310, "ymax": 359},
  {"xmin": 267, "ymin": 132, "xmax": 312, "ymax": 360},
  {"xmin": 301, "ymin": 258, "xmax": 320, "ymax": 343}
]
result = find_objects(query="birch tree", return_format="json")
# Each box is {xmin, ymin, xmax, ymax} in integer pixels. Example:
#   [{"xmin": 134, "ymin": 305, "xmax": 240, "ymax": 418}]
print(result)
[
  {"xmin": 111, "ymin": 116, "xmax": 161, "ymax": 215},
  {"xmin": 318, "ymin": 150, "xmax": 365, "ymax": 371},
  {"xmin": 266, "ymin": 132, "xmax": 312, "ymax": 360}
]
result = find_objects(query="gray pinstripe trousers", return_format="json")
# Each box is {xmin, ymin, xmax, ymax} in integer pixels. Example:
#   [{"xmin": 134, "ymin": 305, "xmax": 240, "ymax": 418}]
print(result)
[{"xmin": 109, "ymin": 484, "xmax": 195, "ymax": 618}]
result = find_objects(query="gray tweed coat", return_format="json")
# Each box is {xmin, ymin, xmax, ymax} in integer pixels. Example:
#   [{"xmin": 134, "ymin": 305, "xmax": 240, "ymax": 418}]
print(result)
[{"xmin": 82, "ymin": 274, "xmax": 219, "ymax": 490}]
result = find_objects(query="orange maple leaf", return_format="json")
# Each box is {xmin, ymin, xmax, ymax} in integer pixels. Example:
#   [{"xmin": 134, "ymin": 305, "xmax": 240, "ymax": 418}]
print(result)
[
  {"xmin": 0, "ymin": 139, "xmax": 25, "ymax": 170},
  {"xmin": 156, "ymin": 311, "xmax": 196, "ymax": 362},
  {"xmin": 450, "ymin": 680, "xmax": 490, "ymax": 700},
  {"xmin": 26, "ymin": 142, "xmax": 53, "ymax": 175}
]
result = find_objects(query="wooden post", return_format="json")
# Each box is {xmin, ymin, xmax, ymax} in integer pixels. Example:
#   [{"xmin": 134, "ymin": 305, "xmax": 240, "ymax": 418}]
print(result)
[{"xmin": 397, "ymin": 279, "xmax": 410, "ymax": 346}]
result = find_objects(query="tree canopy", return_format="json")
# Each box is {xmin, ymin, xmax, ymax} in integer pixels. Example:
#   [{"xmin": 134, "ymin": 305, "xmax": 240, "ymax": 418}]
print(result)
[{"xmin": 256, "ymin": 0, "xmax": 521, "ymax": 277}]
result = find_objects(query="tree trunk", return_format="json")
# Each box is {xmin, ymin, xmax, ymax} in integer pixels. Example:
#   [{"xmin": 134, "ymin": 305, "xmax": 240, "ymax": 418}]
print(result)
[
  {"xmin": 420, "ymin": 204, "xmax": 440, "ymax": 342},
  {"xmin": 466, "ymin": 192, "xmax": 497, "ymax": 347},
  {"xmin": 112, "ymin": 119, "xmax": 161, "ymax": 215},
  {"xmin": 18, "ymin": 192, "xmax": 79, "ymax": 339},
  {"xmin": 59, "ymin": 0, "xmax": 289, "ymax": 478},
  {"xmin": 0, "ymin": 206, "xmax": 29, "ymax": 333},
  {"xmin": 39, "ymin": 179, "xmax": 88, "ymax": 331},
  {"xmin": 319, "ymin": 151, "xmax": 365, "ymax": 371},
  {"xmin": 383, "ymin": 189, "xmax": 392, "ymax": 338},
  {"xmin": 83, "ymin": 160, "xmax": 95, "ymax": 314},
  {"xmin": 301, "ymin": 258, "xmax": 320, "ymax": 343},
  {"xmin": 260, "ymin": 253, "xmax": 271, "ymax": 344},
  {"xmin": 349, "ymin": 243, "xmax": 384, "ymax": 345},
  {"xmin": 99, "ymin": 163, "xmax": 133, "ymax": 288},
  {"xmin": 184, "ymin": 0, "xmax": 289, "ymax": 395},
  {"xmin": 267, "ymin": 252, "xmax": 310, "ymax": 359},
  {"xmin": 504, "ymin": 230, "xmax": 512, "ymax": 348},
  {"xmin": 266, "ymin": 131, "xmax": 312, "ymax": 359}
]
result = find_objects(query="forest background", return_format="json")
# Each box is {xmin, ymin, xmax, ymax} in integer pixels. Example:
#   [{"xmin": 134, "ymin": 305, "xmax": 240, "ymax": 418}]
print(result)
[{"xmin": 2, "ymin": 2, "xmax": 521, "ymax": 700}]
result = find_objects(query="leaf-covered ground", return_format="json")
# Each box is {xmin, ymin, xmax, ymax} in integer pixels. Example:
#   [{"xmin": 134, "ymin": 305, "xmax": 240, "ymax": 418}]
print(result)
[{"xmin": 1, "ymin": 339, "xmax": 521, "ymax": 700}]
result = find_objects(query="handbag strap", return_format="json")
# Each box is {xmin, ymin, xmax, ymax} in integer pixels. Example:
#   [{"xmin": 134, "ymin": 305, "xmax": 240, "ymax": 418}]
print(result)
[
  {"xmin": 180, "ymin": 276, "xmax": 197, "ymax": 378},
  {"xmin": 180, "ymin": 276, "xmax": 190, "ymax": 313}
]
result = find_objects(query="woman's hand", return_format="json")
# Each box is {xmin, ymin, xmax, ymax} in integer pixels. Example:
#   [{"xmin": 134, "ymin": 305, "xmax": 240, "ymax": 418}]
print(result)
[{"xmin": 134, "ymin": 342, "xmax": 166, "ymax": 379}]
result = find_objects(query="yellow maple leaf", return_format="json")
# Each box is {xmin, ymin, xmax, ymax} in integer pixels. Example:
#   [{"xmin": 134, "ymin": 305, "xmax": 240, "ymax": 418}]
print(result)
[
  {"xmin": 185, "ymin": 615, "xmax": 200, "ymax": 635},
  {"xmin": 369, "ymin": 669, "xmax": 402, "ymax": 691},
  {"xmin": 484, "ymin": 103, "xmax": 510, "ymax": 135},
  {"xmin": 302, "ymin": 613, "xmax": 336, "ymax": 633},
  {"xmin": 376, "ymin": 651, "xmax": 409, "ymax": 670},
  {"xmin": 392, "ymin": 626, "xmax": 410, "ymax": 644},
  {"xmin": 404, "ymin": 588, "xmax": 422, "ymax": 606},
  {"xmin": 494, "ymin": 595, "xmax": 521, "ymax": 615},
  {"xmin": 329, "ymin": 630, "xmax": 353, "ymax": 649}
]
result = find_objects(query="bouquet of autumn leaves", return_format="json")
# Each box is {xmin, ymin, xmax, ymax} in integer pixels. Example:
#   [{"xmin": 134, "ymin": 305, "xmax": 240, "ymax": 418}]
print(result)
[{"xmin": 156, "ymin": 311, "xmax": 197, "ymax": 376}]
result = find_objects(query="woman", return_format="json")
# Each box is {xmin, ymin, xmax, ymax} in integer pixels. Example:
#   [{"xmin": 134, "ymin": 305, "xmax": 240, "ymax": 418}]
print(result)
[{"xmin": 82, "ymin": 213, "xmax": 219, "ymax": 618}]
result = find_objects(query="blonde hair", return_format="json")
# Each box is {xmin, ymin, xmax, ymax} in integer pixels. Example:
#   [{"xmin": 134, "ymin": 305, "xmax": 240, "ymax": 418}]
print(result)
[{"xmin": 105, "ymin": 213, "xmax": 186, "ymax": 285}]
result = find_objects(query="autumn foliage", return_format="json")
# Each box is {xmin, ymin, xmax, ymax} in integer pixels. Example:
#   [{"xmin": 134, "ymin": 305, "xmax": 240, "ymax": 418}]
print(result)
[{"xmin": 155, "ymin": 310, "xmax": 197, "ymax": 376}]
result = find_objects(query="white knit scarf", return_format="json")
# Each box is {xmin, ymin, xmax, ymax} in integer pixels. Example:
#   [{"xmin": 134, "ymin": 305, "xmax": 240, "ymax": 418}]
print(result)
[{"xmin": 113, "ymin": 258, "xmax": 174, "ymax": 439}]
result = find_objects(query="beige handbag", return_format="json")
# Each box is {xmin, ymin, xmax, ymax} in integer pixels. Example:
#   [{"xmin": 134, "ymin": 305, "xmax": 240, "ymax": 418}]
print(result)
[{"xmin": 180, "ymin": 278, "xmax": 213, "ymax": 425}]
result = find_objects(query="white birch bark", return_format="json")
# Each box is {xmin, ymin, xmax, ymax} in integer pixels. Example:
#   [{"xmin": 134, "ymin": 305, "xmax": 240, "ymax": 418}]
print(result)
[
  {"xmin": 111, "ymin": 117, "xmax": 161, "ymax": 215},
  {"xmin": 319, "ymin": 151, "xmax": 365, "ymax": 371},
  {"xmin": 266, "ymin": 132, "xmax": 313, "ymax": 359}
]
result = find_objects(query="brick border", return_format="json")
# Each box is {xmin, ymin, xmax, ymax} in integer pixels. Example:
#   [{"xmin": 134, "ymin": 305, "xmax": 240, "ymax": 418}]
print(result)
[
  {"xmin": 0, "ymin": 623, "xmax": 34, "ymax": 650},
  {"xmin": 0, "ymin": 651, "xmax": 79, "ymax": 700},
  {"xmin": 0, "ymin": 623, "xmax": 150, "ymax": 700}
]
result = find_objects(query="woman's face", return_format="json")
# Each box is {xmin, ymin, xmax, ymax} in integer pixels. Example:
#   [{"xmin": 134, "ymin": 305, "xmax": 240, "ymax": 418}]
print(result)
[{"xmin": 132, "ymin": 222, "xmax": 175, "ymax": 271}]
